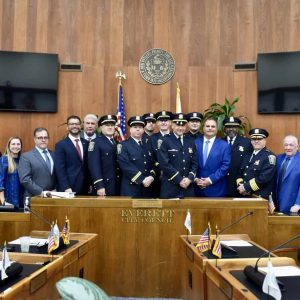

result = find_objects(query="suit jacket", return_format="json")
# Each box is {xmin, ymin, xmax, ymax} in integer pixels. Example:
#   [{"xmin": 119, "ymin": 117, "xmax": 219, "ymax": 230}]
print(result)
[
  {"xmin": 222, "ymin": 135, "xmax": 253, "ymax": 197},
  {"xmin": 87, "ymin": 135, "xmax": 120, "ymax": 196},
  {"xmin": 195, "ymin": 137, "xmax": 231, "ymax": 197},
  {"xmin": 157, "ymin": 134, "xmax": 198, "ymax": 198},
  {"xmin": 54, "ymin": 137, "xmax": 89, "ymax": 195},
  {"xmin": 274, "ymin": 152, "xmax": 300, "ymax": 214},
  {"xmin": 19, "ymin": 148, "xmax": 56, "ymax": 198},
  {"xmin": 117, "ymin": 137, "xmax": 156, "ymax": 197}
]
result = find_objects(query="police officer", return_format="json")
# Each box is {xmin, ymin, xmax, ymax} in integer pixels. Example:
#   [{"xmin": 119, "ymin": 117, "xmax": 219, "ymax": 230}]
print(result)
[
  {"xmin": 157, "ymin": 113, "xmax": 198, "ymax": 198},
  {"xmin": 222, "ymin": 117, "xmax": 253, "ymax": 197},
  {"xmin": 117, "ymin": 116, "xmax": 156, "ymax": 197},
  {"xmin": 185, "ymin": 112, "xmax": 203, "ymax": 139},
  {"xmin": 142, "ymin": 113, "xmax": 156, "ymax": 141},
  {"xmin": 87, "ymin": 115, "xmax": 120, "ymax": 196},
  {"xmin": 237, "ymin": 128, "xmax": 276, "ymax": 199}
]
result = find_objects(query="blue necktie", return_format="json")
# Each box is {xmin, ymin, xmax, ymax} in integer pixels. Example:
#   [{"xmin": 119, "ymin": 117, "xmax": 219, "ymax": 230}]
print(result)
[
  {"xmin": 203, "ymin": 140, "xmax": 210, "ymax": 165},
  {"xmin": 43, "ymin": 149, "xmax": 52, "ymax": 173}
]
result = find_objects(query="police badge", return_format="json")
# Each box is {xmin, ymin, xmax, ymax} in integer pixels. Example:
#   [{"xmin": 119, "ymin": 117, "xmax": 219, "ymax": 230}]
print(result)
[
  {"xmin": 188, "ymin": 147, "xmax": 193, "ymax": 154},
  {"xmin": 157, "ymin": 139, "xmax": 163, "ymax": 149},
  {"xmin": 117, "ymin": 144, "xmax": 122, "ymax": 154},
  {"xmin": 88, "ymin": 141, "xmax": 95, "ymax": 151},
  {"xmin": 239, "ymin": 146, "xmax": 244, "ymax": 152}
]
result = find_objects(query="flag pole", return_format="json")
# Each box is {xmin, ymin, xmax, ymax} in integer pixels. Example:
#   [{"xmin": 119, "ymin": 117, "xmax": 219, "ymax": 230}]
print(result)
[{"xmin": 115, "ymin": 71, "xmax": 126, "ymax": 142}]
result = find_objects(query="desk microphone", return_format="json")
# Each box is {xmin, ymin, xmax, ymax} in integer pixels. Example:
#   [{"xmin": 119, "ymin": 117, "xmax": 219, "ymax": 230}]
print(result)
[
  {"xmin": 219, "ymin": 211, "xmax": 253, "ymax": 234},
  {"xmin": 24, "ymin": 197, "xmax": 52, "ymax": 226},
  {"xmin": 244, "ymin": 233, "xmax": 300, "ymax": 290}
]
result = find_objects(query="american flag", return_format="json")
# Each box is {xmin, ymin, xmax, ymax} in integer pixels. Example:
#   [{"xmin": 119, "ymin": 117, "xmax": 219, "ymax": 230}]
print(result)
[
  {"xmin": 61, "ymin": 217, "xmax": 70, "ymax": 245},
  {"xmin": 115, "ymin": 83, "xmax": 127, "ymax": 142},
  {"xmin": 48, "ymin": 225, "xmax": 57, "ymax": 254},
  {"xmin": 212, "ymin": 234, "xmax": 222, "ymax": 258},
  {"xmin": 268, "ymin": 194, "xmax": 275, "ymax": 214},
  {"xmin": 196, "ymin": 223, "xmax": 211, "ymax": 252}
]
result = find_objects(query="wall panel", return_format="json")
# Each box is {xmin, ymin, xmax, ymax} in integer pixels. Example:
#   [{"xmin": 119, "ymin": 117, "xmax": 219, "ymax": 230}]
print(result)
[{"xmin": 0, "ymin": 0, "xmax": 299, "ymax": 153}]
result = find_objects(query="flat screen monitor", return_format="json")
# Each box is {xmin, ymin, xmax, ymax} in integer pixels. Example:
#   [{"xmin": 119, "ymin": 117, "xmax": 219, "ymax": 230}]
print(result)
[
  {"xmin": 257, "ymin": 51, "xmax": 300, "ymax": 114},
  {"xmin": 0, "ymin": 50, "xmax": 58, "ymax": 112}
]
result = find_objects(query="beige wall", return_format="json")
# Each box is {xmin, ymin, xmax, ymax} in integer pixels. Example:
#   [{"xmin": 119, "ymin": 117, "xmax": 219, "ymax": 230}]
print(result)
[{"xmin": 0, "ymin": 0, "xmax": 299, "ymax": 153}]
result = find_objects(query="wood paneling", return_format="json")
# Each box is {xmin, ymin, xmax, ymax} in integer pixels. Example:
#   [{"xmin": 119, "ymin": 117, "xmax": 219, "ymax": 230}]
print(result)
[{"xmin": 0, "ymin": 0, "xmax": 299, "ymax": 153}]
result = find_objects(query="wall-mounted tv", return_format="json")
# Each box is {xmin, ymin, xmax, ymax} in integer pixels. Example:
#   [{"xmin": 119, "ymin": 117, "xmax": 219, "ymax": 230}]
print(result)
[
  {"xmin": 0, "ymin": 50, "xmax": 58, "ymax": 112},
  {"xmin": 257, "ymin": 51, "xmax": 300, "ymax": 114}
]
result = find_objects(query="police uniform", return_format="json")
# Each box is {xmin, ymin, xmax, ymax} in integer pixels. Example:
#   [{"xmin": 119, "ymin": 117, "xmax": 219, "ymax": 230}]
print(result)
[
  {"xmin": 222, "ymin": 117, "xmax": 253, "ymax": 197},
  {"xmin": 157, "ymin": 113, "xmax": 198, "ymax": 198},
  {"xmin": 87, "ymin": 115, "xmax": 120, "ymax": 196},
  {"xmin": 117, "ymin": 116, "xmax": 156, "ymax": 197},
  {"xmin": 185, "ymin": 112, "xmax": 203, "ymax": 139},
  {"xmin": 142, "ymin": 112, "xmax": 156, "ymax": 143},
  {"xmin": 237, "ymin": 128, "xmax": 276, "ymax": 199}
]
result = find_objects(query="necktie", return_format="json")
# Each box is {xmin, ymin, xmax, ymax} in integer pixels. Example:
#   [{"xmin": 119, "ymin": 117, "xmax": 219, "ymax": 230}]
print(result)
[
  {"xmin": 278, "ymin": 157, "xmax": 291, "ymax": 189},
  {"xmin": 138, "ymin": 140, "xmax": 143, "ymax": 147},
  {"xmin": 203, "ymin": 140, "xmax": 210, "ymax": 166},
  {"xmin": 74, "ymin": 138, "xmax": 82, "ymax": 160},
  {"xmin": 249, "ymin": 152, "xmax": 256, "ymax": 162},
  {"xmin": 178, "ymin": 136, "xmax": 183, "ymax": 146},
  {"xmin": 110, "ymin": 138, "xmax": 115, "ymax": 145},
  {"xmin": 87, "ymin": 137, "xmax": 92, "ymax": 142},
  {"xmin": 43, "ymin": 149, "xmax": 52, "ymax": 173},
  {"xmin": 229, "ymin": 138, "xmax": 233, "ymax": 145}
]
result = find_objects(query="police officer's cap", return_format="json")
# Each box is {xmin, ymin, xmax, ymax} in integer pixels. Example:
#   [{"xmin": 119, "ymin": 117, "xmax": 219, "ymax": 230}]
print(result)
[
  {"xmin": 155, "ymin": 110, "xmax": 172, "ymax": 121},
  {"xmin": 223, "ymin": 116, "xmax": 241, "ymax": 127},
  {"xmin": 186, "ymin": 112, "xmax": 203, "ymax": 122},
  {"xmin": 142, "ymin": 113, "xmax": 156, "ymax": 122},
  {"xmin": 172, "ymin": 113, "xmax": 187, "ymax": 126},
  {"xmin": 127, "ymin": 116, "xmax": 146, "ymax": 127},
  {"xmin": 99, "ymin": 114, "xmax": 117, "ymax": 125},
  {"xmin": 249, "ymin": 128, "xmax": 269, "ymax": 139}
]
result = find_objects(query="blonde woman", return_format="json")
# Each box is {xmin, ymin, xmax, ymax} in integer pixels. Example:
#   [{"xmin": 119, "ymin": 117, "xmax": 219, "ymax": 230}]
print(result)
[{"xmin": 0, "ymin": 137, "xmax": 24, "ymax": 207}]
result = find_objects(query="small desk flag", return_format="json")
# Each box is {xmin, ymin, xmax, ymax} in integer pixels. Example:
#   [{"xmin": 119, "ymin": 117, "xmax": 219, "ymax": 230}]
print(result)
[{"xmin": 184, "ymin": 210, "xmax": 192, "ymax": 235}]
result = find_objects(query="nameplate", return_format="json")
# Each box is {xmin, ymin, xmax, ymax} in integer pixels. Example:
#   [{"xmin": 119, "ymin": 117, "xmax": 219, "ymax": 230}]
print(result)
[
  {"xmin": 30, "ymin": 270, "xmax": 47, "ymax": 294},
  {"xmin": 78, "ymin": 244, "xmax": 88, "ymax": 258},
  {"xmin": 132, "ymin": 200, "xmax": 162, "ymax": 208},
  {"xmin": 219, "ymin": 277, "xmax": 232, "ymax": 298},
  {"xmin": 121, "ymin": 208, "xmax": 175, "ymax": 223}
]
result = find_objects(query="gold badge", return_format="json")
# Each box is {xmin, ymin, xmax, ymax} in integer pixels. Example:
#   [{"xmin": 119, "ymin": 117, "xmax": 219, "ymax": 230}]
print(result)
[
  {"xmin": 239, "ymin": 146, "xmax": 244, "ymax": 152},
  {"xmin": 117, "ymin": 144, "xmax": 122, "ymax": 154},
  {"xmin": 188, "ymin": 147, "xmax": 193, "ymax": 154},
  {"xmin": 268, "ymin": 155, "xmax": 276, "ymax": 165},
  {"xmin": 157, "ymin": 139, "xmax": 163, "ymax": 149},
  {"xmin": 254, "ymin": 160, "xmax": 260, "ymax": 165},
  {"xmin": 88, "ymin": 141, "xmax": 95, "ymax": 151}
]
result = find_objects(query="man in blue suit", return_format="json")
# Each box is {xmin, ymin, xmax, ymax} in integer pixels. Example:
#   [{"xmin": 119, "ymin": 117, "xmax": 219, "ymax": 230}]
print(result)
[
  {"xmin": 274, "ymin": 135, "xmax": 300, "ymax": 214},
  {"xmin": 195, "ymin": 118, "xmax": 231, "ymax": 197},
  {"xmin": 55, "ymin": 115, "xmax": 89, "ymax": 195}
]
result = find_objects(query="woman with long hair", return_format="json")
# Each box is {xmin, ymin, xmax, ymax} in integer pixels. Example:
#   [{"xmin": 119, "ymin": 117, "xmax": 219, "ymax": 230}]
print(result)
[{"xmin": 0, "ymin": 136, "xmax": 24, "ymax": 207}]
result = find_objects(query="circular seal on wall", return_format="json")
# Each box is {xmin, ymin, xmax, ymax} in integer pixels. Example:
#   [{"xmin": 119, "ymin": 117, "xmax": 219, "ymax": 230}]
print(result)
[{"xmin": 139, "ymin": 48, "xmax": 176, "ymax": 85}]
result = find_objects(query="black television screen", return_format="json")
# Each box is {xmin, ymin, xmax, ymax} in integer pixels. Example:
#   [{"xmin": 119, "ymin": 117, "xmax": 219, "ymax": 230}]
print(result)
[
  {"xmin": 257, "ymin": 51, "xmax": 300, "ymax": 114},
  {"xmin": 0, "ymin": 50, "xmax": 58, "ymax": 112}
]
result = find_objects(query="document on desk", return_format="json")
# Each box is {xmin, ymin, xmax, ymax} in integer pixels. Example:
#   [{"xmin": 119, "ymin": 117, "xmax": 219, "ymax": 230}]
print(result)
[
  {"xmin": 220, "ymin": 240, "xmax": 253, "ymax": 247},
  {"xmin": 259, "ymin": 266, "xmax": 300, "ymax": 277},
  {"xmin": 9, "ymin": 238, "xmax": 48, "ymax": 246}
]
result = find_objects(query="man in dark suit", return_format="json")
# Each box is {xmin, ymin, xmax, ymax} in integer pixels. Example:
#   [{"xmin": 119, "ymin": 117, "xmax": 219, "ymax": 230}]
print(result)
[
  {"xmin": 274, "ymin": 135, "xmax": 300, "ymax": 214},
  {"xmin": 19, "ymin": 127, "xmax": 56, "ymax": 198},
  {"xmin": 222, "ymin": 117, "xmax": 253, "ymax": 197},
  {"xmin": 55, "ymin": 115, "xmax": 89, "ymax": 195},
  {"xmin": 118, "ymin": 116, "xmax": 156, "ymax": 197},
  {"xmin": 88, "ymin": 115, "xmax": 120, "ymax": 196},
  {"xmin": 185, "ymin": 112, "xmax": 203, "ymax": 139},
  {"xmin": 157, "ymin": 113, "xmax": 198, "ymax": 198},
  {"xmin": 237, "ymin": 128, "xmax": 276, "ymax": 199},
  {"xmin": 195, "ymin": 118, "xmax": 231, "ymax": 197}
]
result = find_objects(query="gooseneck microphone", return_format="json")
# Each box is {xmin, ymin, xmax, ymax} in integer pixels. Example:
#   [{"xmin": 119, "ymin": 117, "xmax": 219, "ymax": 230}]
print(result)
[
  {"xmin": 24, "ymin": 197, "xmax": 52, "ymax": 226},
  {"xmin": 243, "ymin": 233, "xmax": 300, "ymax": 290},
  {"xmin": 219, "ymin": 211, "xmax": 253, "ymax": 234}
]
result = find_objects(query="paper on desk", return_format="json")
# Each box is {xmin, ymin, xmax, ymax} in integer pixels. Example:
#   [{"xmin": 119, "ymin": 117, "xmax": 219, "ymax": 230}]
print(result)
[
  {"xmin": 42, "ymin": 191, "xmax": 75, "ymax": 198},
  {"xmin": 220, "ymin": 240, "xmax": 253, "ymax": 247},
  {"xmin": 258, "ymin": 266, "xmax": 300, "ymax": 277},
  {"xmin": 233, "ymin": 198, "xmax": 263, "ymax": 201},
  {"xmin": 8, "ymin": 238, "xmax": 48, "ymax": 246}
]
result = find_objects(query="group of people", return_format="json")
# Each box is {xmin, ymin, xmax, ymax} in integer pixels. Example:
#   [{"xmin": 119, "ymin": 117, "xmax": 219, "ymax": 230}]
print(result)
[{"xmin": 0, "ymin": 111, "xmax": 299, "ymax": 215}]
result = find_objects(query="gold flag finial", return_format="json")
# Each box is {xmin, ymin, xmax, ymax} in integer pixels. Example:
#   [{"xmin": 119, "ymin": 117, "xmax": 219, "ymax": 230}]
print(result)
[{"xmin": 116, "ymin": 71, "xmax": 126, "ymax": 84}]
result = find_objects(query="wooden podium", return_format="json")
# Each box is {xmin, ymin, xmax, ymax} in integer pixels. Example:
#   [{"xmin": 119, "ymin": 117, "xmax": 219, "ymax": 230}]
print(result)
[
  {"xmin": 205, "ymin": 257, "xmax": 297, "ymax": 299},
  {"xmin": 180, "ymin": 234, "xmax": 271, "ymax": 300},
  {"xmin": 29, "ymin": 196, "xmax": 268, "ymax": 297}
]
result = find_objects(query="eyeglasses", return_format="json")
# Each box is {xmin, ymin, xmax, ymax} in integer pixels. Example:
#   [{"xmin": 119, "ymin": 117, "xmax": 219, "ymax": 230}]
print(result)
[
  {"xmin": 35, "ymin": 136, "xmax": 49, "ymax": 140},
  {"xmin": 68, "ymin": 123, "xmax": 81, "ymax": 126}
]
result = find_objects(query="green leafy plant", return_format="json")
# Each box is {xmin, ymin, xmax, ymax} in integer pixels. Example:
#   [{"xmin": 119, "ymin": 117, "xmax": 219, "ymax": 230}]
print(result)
[{"xmin": 203, "ymin": 97, "xmax": 251, "ymax": 136}]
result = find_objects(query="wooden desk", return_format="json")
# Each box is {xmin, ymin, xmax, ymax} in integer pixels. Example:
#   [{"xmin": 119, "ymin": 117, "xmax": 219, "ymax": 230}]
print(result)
[
  {"xmin": 30, "ymin": 197, "xmax": 268, "ymax": 297},
  {"xmin": 205, "ymin": 257, "xmax": 296, "ymax": 300},
  {"xmin": 180, "ymin": 234, "xmax": 269, "ymax": 300},
  {"xmin": 0, "ymin": 212, "xmax": 30, "ymax": 245},
  {"xmin": 0, "ymin": 253, "xmax": 63, "ymax": 300}
]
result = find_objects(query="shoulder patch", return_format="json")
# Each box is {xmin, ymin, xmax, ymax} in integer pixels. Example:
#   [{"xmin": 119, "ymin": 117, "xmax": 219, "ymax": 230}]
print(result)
[
  {"xmin": 117, "ymin": 144, "xmax": 122, "ymax": 154},
  {"xmin": 88, "ymin": 141, "xmax": 95, "ymax": 151},
  {"xmin": 268, "ymin": 155, "xmax": 276, "ymax": 165},
  {"xmin": 157, "ymin": 139, "xmax": 163, "ymax": 149}
]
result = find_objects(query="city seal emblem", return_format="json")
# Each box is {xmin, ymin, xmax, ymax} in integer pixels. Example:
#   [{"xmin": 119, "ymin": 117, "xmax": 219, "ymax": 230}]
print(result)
[{"xmin": 139, "ymin": 48, "xmax": 176, "ymax": 85}]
